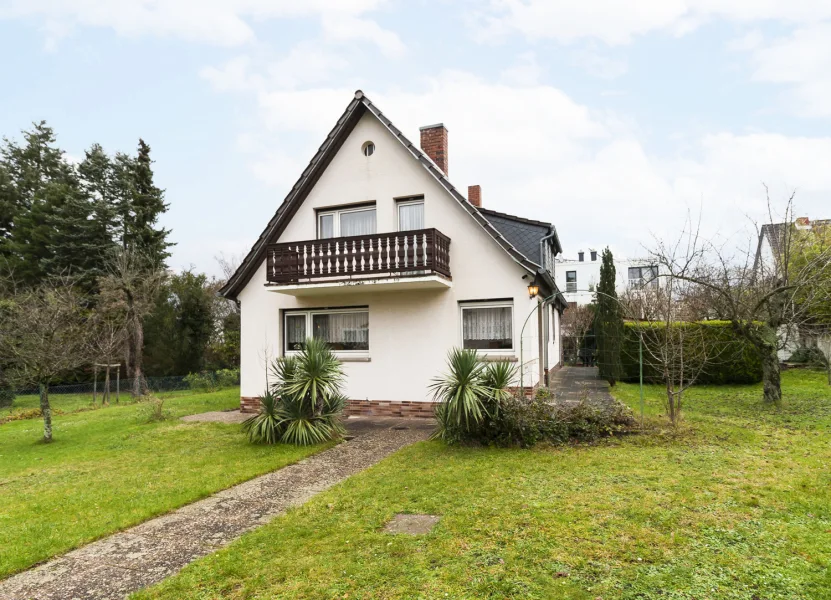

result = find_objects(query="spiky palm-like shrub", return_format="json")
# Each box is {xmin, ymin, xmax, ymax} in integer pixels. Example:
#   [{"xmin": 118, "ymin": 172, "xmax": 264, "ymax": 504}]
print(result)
[
  {"xmin": 429, "ymin": 349, "xmax": 519, "ymax": 442},
  {"xmin": 245, "ymin": 338, "xmax": 346, "ymax": 446},
  {"xmin": 242, "ymin": 390, "xmax": 282, "ymax": 444}
]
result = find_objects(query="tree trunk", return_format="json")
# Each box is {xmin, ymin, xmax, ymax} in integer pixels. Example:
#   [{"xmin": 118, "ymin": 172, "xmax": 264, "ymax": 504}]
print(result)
[
  {"xmin": 40, "ymin": 383, "xmax": 53, "ymax": 443},
  {"xmin": 761, "ymin": 343, "xmax": 782, "ymax": 403},
  {"xmin": 131, "ymin": 318, "xmax": 146, "ymax": 397},
  {"xmin": 104, "ymin": 366, "xmax": 111, "ymax": 406}
]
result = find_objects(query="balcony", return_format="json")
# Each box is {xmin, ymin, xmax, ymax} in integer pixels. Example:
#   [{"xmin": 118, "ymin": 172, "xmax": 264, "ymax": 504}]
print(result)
[{"xmin": 265, "ymin": 228, "xmax": 452, "ymax": 296}]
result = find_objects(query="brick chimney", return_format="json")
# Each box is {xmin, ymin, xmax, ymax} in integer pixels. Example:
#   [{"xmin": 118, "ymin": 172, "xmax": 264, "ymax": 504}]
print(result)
[
  {"xmin": 468, "ymin": 185, "xmax": 481, "ymax": 207},
  {"xmin": 419, "ymin": 123, "xmax": 448, "ymax": 175}
]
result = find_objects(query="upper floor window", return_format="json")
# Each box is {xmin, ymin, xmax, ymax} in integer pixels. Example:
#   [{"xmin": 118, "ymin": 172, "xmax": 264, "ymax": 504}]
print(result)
[
  {"xmin": 566, "ymin": 270, "xmax": 577, "ymax": 293},
  {"xmin": 362, "ymin": 141, "xmax": 375, "ymax": 156},
  {"xmin": 318, "ymin": 205, "xmax": 377, "ymax": 239},
  {"xmin": 397, "ymin": 198, "xmax": 424, "ymax": 231},
  {"xmin": 628, "ymin": 265, "xmax": 658, "ymax": 289}
]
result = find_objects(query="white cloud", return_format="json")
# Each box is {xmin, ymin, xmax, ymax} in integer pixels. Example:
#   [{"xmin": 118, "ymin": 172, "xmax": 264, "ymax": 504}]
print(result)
[
  {"xmin": 220, "ymin": 71, "xmax": 831, "ymax": 256},
  {"xmin": 569, "ymin": 46, "xmax": 628, "ymax": 79},
  {"xmin": 0, "ymin": 0, "xmax": 399, "ymax": 51},
  {"xmin": 500, "ymin": 52, "xmax": 543, "ymax": 86},
  {"xmin": 473, "ymin": 0, "xmax": 831, "ymax": 46},
  {"xmin": 741, "ymin": 23, "xmax": 831, "ymax": 117}
]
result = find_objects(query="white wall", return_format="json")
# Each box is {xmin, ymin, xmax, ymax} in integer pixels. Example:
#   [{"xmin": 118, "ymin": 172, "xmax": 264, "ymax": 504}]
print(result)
[
  {"xmin": 238, "ymin": 112, "xmax": 544, "ymax": 401},
  {"xmin": 555, "ymin": 253, "xmax": 663, "ymax": 306}
]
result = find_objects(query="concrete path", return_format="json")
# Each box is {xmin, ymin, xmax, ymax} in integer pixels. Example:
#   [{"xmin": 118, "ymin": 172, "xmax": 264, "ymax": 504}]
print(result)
[
  {"xmin": 0, "ymin": 417, "xmax": 433, "ymax": 600},
  {"xmin": 549, "ymin": 366, "xmax": 618, "ymax": 413}
]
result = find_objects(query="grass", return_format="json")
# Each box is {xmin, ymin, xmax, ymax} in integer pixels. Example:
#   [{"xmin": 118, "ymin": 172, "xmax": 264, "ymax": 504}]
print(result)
[
  {"xmin": 2, "ymin": 388, "xmax": 208, "ymax": 419},
  {"xmin": 0, "ymin": 388, "xmax": 325, "ymax": 579},
  {"xmin": 134, "ymin": 370, "xmax": 831, "ymax": 600}
]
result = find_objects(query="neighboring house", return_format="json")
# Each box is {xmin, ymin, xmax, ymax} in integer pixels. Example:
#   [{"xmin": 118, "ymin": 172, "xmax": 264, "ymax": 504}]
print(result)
[
  {"xmin": 555, "ymin": 249, "xmax": 661, "ymax": 306},
  {"xmin": 754, "ymin": 216, "xmax": 831, "ymax": 361},
  {"xmin": 220, "ymin": 90, "xmax": 567, "ymax": 416}
]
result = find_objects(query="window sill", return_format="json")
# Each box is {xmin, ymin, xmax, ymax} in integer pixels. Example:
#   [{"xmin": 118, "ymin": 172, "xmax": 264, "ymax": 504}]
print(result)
[
  {"xmin": 479, "ymin": 355, "xmax": 518, "ymax": 362},
  {"xmin": 336, "ymin": 354, "xmax": 371, "ymax": 362}
]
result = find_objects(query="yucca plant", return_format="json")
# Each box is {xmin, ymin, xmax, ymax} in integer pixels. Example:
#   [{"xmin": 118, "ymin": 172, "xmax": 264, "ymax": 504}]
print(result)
[
  {"xmin": 280, "ymin": 337, "xmax": 345, "ymax": 416},
  {"xmin": 481, "ymin": 360, "xmax": 518, "ymax": 407},
  {"xmin": 276, "ymin": 391, "xmax": 346, "ymax": 446},
  {"xmin": 245, "ymin": 339, "xmax": 347, "ymax": 446},
  {"xmin": 242, "ymin": 390, "xmax": 283, "ymax": 444},
  {"xmin": 429, "ymin": 348, "xmax": 489, "ymax": 431}
]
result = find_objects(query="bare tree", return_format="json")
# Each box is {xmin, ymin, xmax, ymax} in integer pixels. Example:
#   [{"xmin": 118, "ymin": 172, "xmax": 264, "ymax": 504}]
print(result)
[
  {"xmin": 98, "ymin": 248, "xmax": 164, "ymax": 398},
  {"xmin": 0, "ymin": 275, "xmax": 93, "ymax": 442},
  {"xmin": 560, "ymin": 305, "xmax": 594, "ymax": 364},
  {"xmin": 88, "ymin": 306, "xmax": 128, "ymax": 404},
  {"xmin": 628, "ymin": 219, "xmax": 724, "ymax": 424},
  {"xmin": 651, "ymin": 191, "xmax": 831, "ymax": 403}
]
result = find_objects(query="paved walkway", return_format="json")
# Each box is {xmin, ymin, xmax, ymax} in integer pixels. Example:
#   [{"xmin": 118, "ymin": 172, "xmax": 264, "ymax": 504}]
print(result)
[
  {"xmin": 0, "ymin": 417, "xmax": 433, "ymax": 600},
  {"xmin": 549, "ymin": 366, "xmax": 618, "ymax": 413}
]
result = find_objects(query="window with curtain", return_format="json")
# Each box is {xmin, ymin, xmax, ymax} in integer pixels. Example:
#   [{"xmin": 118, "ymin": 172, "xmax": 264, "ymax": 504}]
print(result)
[
  {"xmin": 566, "ymin": 270, "xmax": 577, "ymax": 293},
  {"xmin": 284, "ymin": 314, "xmax": 307, "ymax": 352},
  {"xmin": 397, "ymin": 199, "xmax": 424, "ymax": 231},
  {"xmin": 460, "ymin": 303, "xmax": 513, "ymax": 351},
  {"xmin": 284, "ymin": 309, "xmax": 369, "ymax": 354},
  {"xmin": 318, "ymin": 206, "xmax": 376, "ymax": 238}
]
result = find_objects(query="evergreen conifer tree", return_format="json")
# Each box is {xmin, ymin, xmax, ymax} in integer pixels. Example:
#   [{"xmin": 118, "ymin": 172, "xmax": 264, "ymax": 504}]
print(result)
[{"xmin": 596, "ymin": 247, "xmax": 624, "ymax": 385}]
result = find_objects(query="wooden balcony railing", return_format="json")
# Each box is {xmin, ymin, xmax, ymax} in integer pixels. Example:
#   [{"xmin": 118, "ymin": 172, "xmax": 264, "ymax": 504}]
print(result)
[{"xmin": 266, "ymin": 228, "xmax": 451, "ymax": 284}]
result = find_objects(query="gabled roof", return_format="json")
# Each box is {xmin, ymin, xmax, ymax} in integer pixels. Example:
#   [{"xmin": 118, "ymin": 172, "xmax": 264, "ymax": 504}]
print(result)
[
  {"xmin": 220, "ymin": 90, "xmax": 564, "ymax": 307},
  {"xmin": 479, "ymin": 207, "xmax": 562, "ymax": 266}
]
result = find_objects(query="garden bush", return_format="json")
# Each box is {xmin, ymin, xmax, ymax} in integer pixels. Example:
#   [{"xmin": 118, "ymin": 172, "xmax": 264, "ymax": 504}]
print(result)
[
  {"xmin": 787, "ymin": 346, "xmax": 828, "ymax": 367},
  {"xmin": 0, "ymin": 388, "xmax": 14, "ymax": 408},
  {"xmin": 620, "ymin": 320, "xmax": 763, "ymax": 385},
  {"xmin": 431, "ymin": 350, "xmax": 636, "ymax": 447},
  {"xmin": 243, "ymin": 338, "xmax": 346, "ymax": 446},
  {"xmin": 184, "ymin": 368, "xmax": 240, "ymax": 392},
  {"xmin": 137, "ymin": 397, "xmax": 169, "ymax": 423}
]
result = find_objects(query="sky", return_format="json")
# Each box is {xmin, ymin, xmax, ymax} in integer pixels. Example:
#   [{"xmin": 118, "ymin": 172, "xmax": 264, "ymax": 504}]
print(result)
[{"xmin": 1, "ymin": 0, "xmax": 829, "ymax": 275}]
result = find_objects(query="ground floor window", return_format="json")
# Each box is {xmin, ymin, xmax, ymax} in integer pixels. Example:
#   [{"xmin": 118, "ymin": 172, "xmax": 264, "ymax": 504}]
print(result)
[
  {"xmin": 284, "ymin": 308, "xmax": 369, "ymax": 353},
  {"xmin": 460, "ymin": 301, "xmax": 513, "ymax": 352}
]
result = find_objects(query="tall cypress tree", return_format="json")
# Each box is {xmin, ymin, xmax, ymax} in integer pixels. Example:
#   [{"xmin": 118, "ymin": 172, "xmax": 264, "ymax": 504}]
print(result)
[{"xmin": 596, "ymin": 247, "xmax": 623, "ymax": 385}]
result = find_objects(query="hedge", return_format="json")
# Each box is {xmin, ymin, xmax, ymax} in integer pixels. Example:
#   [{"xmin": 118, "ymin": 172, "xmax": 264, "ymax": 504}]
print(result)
[{"xmin": 620, "ymin": 320, "xmax": 763, "ymax": 385}]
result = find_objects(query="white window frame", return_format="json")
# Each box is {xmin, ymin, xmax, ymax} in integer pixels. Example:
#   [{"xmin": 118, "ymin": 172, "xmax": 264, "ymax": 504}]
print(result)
[
  {"xmin": 566, "ymin": 270, "xmax": 577, "ymax": 293},
  {"xmin": 284, "ymin": 307, "xmax": 370, "ymax": 358},
  {"xmin": 459, "ymin": 300, "xmax": 515, "ymax": 355},
  {"xmin": 396, "ymin": 197, "xmax": 425, "ymax": 232},
  {"xmin": 317, "ymin": 205, "xmax": 377, "ymax": 239}
]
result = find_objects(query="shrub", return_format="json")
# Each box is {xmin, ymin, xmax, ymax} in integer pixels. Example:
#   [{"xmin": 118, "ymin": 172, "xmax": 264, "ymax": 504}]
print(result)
[
  {"xmin": 215, "ymin": 368, "xmax": 240, "ymax": 388},
  {"xmin": 620, "ymin": 320, "xmax": 763, "ymax": 385},
  {"xmin": 244, "ymin": 339, "xmax": 346, "ymax": 446},
  {"xmin": 431, "ymin": 350, "xmax": 632, "ymax": 447},
  {"xmin": 787, "ymin": 346, "xmax": 827, "ymax": 367},
  {"xmin": 137, "ymin": 397, "xmax": 169, "ymax": 423},
  {"xmin": 184, "ymin": 371, "xmax": 216, "ymax": 392}
]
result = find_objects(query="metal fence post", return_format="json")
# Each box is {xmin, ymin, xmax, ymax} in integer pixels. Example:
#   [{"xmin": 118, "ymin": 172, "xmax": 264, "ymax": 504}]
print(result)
[{"xmin": 639, "ymin": 333, "xmax": 644, "ymax": 427}]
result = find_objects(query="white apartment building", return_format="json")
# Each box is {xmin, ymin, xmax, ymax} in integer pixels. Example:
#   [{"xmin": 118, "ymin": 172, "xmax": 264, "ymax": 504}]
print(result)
[{"xmin": 554, "ymin": 249, "xmax": 660, "ymax": 306}]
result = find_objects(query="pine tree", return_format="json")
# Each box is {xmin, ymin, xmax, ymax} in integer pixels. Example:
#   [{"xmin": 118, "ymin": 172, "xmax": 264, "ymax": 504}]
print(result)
[
  {"xmin": 123, "ymin": 139, "xmax": 171, "ymax": 266},
  {"xmin": 0, "ymin": 122, "xmax": 78, "ymax": 284},
  {"xmin": 596, "ymin": 247, "xmax": 624, "ymax": 385}
]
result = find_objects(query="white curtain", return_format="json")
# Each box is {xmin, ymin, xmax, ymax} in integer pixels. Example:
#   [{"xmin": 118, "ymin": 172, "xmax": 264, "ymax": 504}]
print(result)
[
  {"xmin": 312, "ymin": 312, "xmax": 369, "ymax": 350},
  {"xmin": 285, "ymin": 315, "xmax": 306, "ymax": 351},
  {"xmin": 398, "ymin": 202, "xmax": 424, "ymax": 231},
  {"xmin": 462, "ymin": 307, "xmax": 512, "ymax": 343},
  {"xmin": 340, "ymin": 209, "xmax": 376, "ymax": 237},
  {"xmin": 319, "ymin": 214, "xmax": 335, "ymax": 239}
]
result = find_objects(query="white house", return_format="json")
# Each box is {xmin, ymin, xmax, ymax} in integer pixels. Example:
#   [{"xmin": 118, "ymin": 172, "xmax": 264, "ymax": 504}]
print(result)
[
  {"xmin": 554, "ymin": 249, "xmax": 661, "ymax": 306},
  {"xmin": 754, "ymin": 216, "xmax": 831, "ymax": 361},
  {"xmin": 220, "ymin": 91, "xmax": 567, "ymax": 416}
]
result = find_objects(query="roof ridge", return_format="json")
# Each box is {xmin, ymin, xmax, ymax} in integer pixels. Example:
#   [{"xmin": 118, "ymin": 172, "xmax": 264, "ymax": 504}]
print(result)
[{"xmin": 478, "ymin": 207, "xmax": 552, "ymax": 228}]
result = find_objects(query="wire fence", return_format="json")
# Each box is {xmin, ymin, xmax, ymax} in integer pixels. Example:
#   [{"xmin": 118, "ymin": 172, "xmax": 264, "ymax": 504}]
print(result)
[{"xmin": 1, "ymin": 370, "xmax": 240, "ymax": 417}]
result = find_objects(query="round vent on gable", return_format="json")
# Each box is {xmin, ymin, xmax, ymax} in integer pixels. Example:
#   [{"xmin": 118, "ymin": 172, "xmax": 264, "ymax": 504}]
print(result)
[{"xmin": 362, "ymin": 141, "xmax": 375, "ymax": 156}]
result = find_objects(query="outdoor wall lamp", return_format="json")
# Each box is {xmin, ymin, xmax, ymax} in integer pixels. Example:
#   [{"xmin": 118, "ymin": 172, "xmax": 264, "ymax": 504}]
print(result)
[{"xmin": 527, "ymin": 282, "xmax": 540, "ymax": 298}]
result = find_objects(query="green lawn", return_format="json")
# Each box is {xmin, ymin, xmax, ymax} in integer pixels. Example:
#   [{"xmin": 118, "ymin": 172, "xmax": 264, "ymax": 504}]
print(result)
[
  {"xmin": 2, "ymin": 388, "xmax": 208, "ymax": 419},
  {"xmin": 0, "ymin": 388, "xmax": 324, "ymax": 579},
  {"xmin": 135, "ymin": 370, "xmax": 831, "ymax": 600}
]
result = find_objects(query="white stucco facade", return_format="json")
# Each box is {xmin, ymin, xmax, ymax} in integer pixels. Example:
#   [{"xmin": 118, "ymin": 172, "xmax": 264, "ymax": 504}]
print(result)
[
  {"xmin": 236, "ymin": 112, "xmax": 561, "ymax": 404},
  {"xmin": 555, "ymin": 251, "xmax": 663, "ymax": 306}
]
